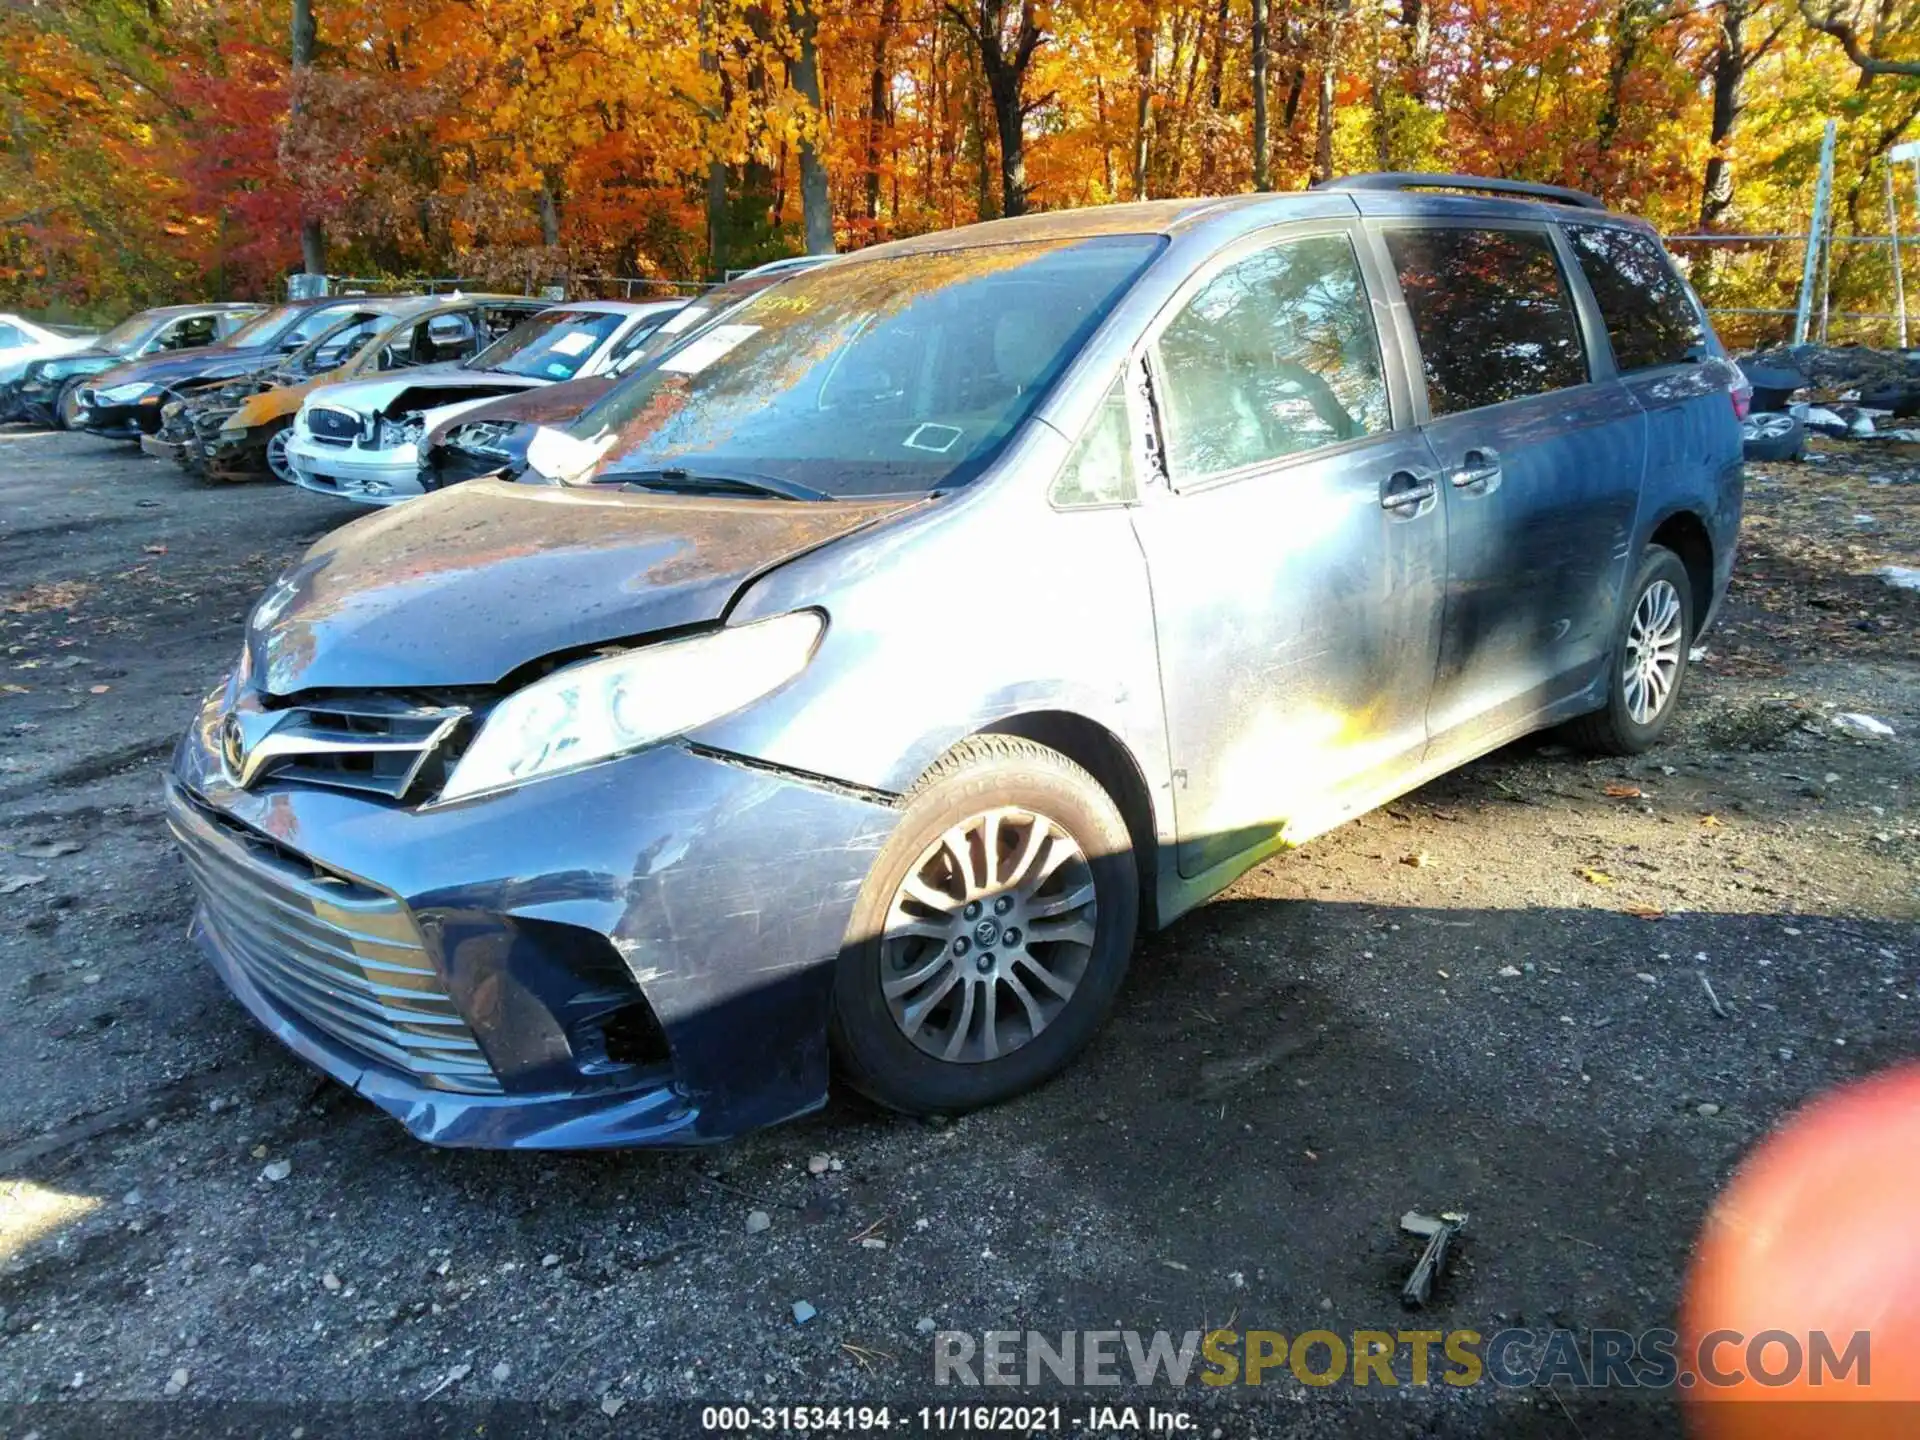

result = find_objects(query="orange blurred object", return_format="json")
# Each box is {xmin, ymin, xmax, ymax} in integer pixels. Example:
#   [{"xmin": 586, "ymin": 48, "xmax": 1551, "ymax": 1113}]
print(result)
[{"xmin": 1681, "ymin": 1063, "xmax": 1920, "ymax": 1439}]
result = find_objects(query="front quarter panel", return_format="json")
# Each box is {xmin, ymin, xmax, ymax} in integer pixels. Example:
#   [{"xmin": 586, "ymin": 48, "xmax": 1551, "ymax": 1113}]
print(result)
[{"xmin": 695, "ymin": 422, "xmax": 1175, "ymax": 845}]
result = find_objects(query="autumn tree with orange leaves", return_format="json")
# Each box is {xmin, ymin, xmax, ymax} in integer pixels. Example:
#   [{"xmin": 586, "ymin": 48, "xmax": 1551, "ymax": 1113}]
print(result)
[{"xmin": 1, "ymin": 0, "xmax": 1916, "ymax": 339}]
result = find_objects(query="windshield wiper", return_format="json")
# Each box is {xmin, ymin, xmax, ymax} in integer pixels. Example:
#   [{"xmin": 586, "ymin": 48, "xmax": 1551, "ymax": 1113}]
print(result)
[{"xmin": 612, "ymin": 466, "xmax": 831, "ymax": 503}]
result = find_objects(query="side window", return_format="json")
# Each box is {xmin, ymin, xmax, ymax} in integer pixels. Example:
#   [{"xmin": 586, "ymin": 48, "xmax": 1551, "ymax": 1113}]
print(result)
[
  {"xmin": 1565, "ymin": 224, "xmax": 1707, "ymax": 372},
  {"xmin": 1153, "ymin": 233, "xmax": 1389, "ymax": 481},
  {"xmin": 216, "ymin": 311, "xmax": 253, "ymax": 337},
  {"xmin": 161, "ymin": 315, "xmax": 218, "ymax": 350},
  {"xmin": 1385, "ymin": 227, "xmax": 1589, "ymax": 416},
  {"xmin": 1050, "ymin": 376, "xmax": 1138, "ymax": 508}
]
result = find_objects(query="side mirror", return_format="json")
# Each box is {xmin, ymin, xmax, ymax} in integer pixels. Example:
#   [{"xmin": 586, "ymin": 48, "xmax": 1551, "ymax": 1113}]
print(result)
[{"xmin": 426, "ymin": 315, "xmax": 475, "ymax": 348}]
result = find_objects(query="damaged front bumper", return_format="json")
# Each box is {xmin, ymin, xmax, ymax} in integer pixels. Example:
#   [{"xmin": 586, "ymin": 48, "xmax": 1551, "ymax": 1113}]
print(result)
[
  {"xmin": 197, "ymin": 415, "xmax": 274, "ymax": 481},
  {"xmin": 166, "ymin": 685, "xmax": 897, "ymax": 1149},
  {"xmin": 286, "ymin": 432, "xmax": 426, "ymax": 506}
]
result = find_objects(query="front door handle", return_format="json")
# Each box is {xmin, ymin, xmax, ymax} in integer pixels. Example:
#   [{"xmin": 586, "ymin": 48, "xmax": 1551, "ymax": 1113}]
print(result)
[
  {"xmin": 1380, "ymin": 469, "xmax": 1438, "ymax": 513},
  {"xmin": 1450, "ymin": 445, "xmax": 1502, "ymax": 492}
]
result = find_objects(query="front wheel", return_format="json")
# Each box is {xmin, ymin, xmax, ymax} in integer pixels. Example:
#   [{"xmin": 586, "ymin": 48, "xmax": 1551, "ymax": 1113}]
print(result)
[
  {"xmin": 53, "ymin": 378, "xmax": 85, "ymax": 430},
  {"xmin": 1565, "ymin": 545, "xmax": 1694, "ymax": 755},
  {"xmin": 264, "ymin": 424, "xmax": 295, "ymax": 483},
  {"xmin": 830, "ymin": 735, "xmax": 1138, "ymax": 1115}
]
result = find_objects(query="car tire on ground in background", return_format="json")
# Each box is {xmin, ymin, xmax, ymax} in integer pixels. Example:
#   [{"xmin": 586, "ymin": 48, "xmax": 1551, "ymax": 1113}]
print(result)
[
  {"xmin": 1741, "ymin": 411, "xmax": 1805, "ymax": 462},
  {"xmin": 1565, "ymin": 545, "xmax": 1695, "ymax": 756},
  {"xmin": 830, "ymin": 734, "xmax": 1139, "ymax": 1116}
]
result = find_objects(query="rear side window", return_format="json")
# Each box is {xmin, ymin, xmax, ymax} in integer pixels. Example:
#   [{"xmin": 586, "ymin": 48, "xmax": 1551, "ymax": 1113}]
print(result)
[
  {"xmin": 1154, "ymin": 232, "xmax": 1390, "ymax": 480},
  {"xmin": 1565, "ymin": 224, "xmax": 1707, "ymax": 372},
  {"xmin": 1385, "ymin": 227, "xmax": 1588, "ymax": 416}
]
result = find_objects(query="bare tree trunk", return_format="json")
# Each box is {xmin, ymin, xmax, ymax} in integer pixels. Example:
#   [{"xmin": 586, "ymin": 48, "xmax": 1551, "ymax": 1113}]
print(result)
[
  {"xmin": 789, "ymin": 0, "xmax": 835, "ymax": 253},
  {"xmin": 290, "ymin": 0, "xmax": 326, "ymax": 274},
  {"xmin": 1132, "ymin": 9, "xmax": 1155, "ymax": 199},
  {"xmin": 1699, "ymin": 0, "xmax": 1748, "ymax": 232},
  {"xmin": 1312, "ymin": 59, "xmax": 1334, "ymax": 182},
  {"xmin": 538, "ymin": 172, "xmax": 561, "ymax": 248},
  {"xmin": 951, "ymin": 0, "xmax": 1044, "ymax": 217},
  {"xmin": 865, "ymin": 0, "xmax": 900, "ymax": 222},
  {"xmin": 1251, "ymin": 0, "xmax": 1271, "ymax": 190},
  {"xmin": 700, "ymin": 0, "xmax": 728, "ymax": 276}
]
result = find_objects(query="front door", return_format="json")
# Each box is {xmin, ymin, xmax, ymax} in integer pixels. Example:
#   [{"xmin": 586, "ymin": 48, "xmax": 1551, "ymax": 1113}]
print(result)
[
  {"xmin": 1375, "ymin": 222, "xmax": 1647, "ymax": 751},
  {"xmin": 1128, "ymin": 225, "xmax": 1448, "ymax": 880}
]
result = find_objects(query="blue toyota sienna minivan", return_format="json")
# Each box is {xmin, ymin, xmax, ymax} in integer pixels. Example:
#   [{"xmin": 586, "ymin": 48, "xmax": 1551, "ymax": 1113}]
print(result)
[{"xmin": 167, "ymin": 174, "xmax": 1746, "ymax": 1149}]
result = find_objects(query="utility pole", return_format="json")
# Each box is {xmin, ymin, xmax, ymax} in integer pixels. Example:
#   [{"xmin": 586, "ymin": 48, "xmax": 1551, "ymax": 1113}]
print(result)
[{"xmin": 1792, "ymin": 119, "xmax": 1835, "ymax": 347}]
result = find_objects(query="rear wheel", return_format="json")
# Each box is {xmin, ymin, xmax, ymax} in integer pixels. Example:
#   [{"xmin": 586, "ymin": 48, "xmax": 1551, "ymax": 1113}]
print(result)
[
  {"xmin": 1565, "ymin": 545, "xmax": 1694, "ymax": 755},
  {"xmin": 830, "ymin": 735, "xmax": 1138, "ymax": 1115}
]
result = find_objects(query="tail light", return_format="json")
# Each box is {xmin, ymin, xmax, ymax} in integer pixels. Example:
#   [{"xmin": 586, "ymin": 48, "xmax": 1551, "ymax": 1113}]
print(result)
[{"xmin": 1730, "ymin": 371, "xmax": 1753, "ymax": 422}]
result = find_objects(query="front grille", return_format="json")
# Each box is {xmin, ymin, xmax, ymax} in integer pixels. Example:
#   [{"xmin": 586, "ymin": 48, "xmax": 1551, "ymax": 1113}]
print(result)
[
  {"xmin": 306, "ymin": 406, "xmax": 364, "ymax": 446},
  {"xmin": 246, "ymin": 695, "xmax": 471, "ymax": 800},
  {"xmin": 169, "ymin": 790, "xmax": 500, "ymax": 1093}
]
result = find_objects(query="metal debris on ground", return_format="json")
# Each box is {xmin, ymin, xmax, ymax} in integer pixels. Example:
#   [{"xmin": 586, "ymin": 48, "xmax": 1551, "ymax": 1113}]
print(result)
[{"xmin": 1399, "ymin": 1210, "xmax": 1467, "ymax": 1308}]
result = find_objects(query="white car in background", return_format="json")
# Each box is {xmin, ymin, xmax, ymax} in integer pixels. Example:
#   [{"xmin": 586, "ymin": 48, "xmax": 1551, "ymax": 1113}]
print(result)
[
  {"xmin": 284, "ymin": 298, "xmax": 687, "ymax": 506},
  {"xmin": 0, "ymin": 313, "xmax": 98, "ymax": 387}
]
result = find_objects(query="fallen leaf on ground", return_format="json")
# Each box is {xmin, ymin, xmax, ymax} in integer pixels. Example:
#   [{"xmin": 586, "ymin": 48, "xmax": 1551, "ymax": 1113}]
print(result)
[
  {"xmin": 1699, "ymin": 814, "xmax": 1724, "ymax": 829},
  {"xmin": 0, "ymin": 874, "xmax": 48, "ymax": 894},
  {"xmin": 1401, "ymin": 851, "xmax": 1434, "ymax": 868},
  {"xmin": 1581, "ymin": 869, "xmax": 1616, "ymax": 886},
  {"xmin": 88, "ymin": 685, "xmax": 110, "ymax": 694},
  {"xmin": 1603, "ymin": 783, "xmax": 1643, "ymax": 798},
  {"xmin": 143, "ymin": 544, "xmax": 167, "ymax": 555},
  {"xmin": 1622, "ymin": 904, "xmax": 1666, "ymax": 920}
]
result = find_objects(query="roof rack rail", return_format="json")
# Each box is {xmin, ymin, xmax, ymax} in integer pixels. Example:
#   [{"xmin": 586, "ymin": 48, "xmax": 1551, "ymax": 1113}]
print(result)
[{"xmin": 1314, "ymin": 172, "xmax": 1607, "ymax": 212}]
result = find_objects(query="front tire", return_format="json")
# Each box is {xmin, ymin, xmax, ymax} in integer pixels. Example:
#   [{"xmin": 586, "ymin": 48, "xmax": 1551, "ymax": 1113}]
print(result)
[
  {"xmin": 53, "ymin": 378, "xmax": 85, "ymax": 431},
  {"xmin": 264, "ymin": 424, "xmax": 295, "ymax": 483},
  {"xmin": 1566, "ymin": 545, "xmax": 1694, "ymax": 755},
  {"xmin": 830, "ymin": 735, "xmax": 1139, "ymax": 1115}
]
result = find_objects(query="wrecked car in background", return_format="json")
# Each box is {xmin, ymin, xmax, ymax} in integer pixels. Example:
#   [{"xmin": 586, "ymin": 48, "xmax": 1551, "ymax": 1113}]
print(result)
[
  {"xmin": 155, "ymin": 296, "xmax": 546, "ymax": 481},
  {"xmin": 168, "ymin": 177, "xmax": 1743, "ymax": 1150},
  {"xmin": 5, "ymin": 303, "xmax": 262, "ymax": 429},
  {"xmin": 69, "ymin": 298, "xmax": 383, "ymax": 442},
  {"xmin": 1736, "ymin": 343, "xmax": 1920, "ymax": 461},
  {"xmin": 285, "ymin": 299, "xmax": 685, "ymax": 506},
  {"xmin": 0, "ymin": 314, "xmax": 98, "ymax": 395},
  {"xmin": 419, "ymin": 259, "xmax": 836, "ymax": 493}
]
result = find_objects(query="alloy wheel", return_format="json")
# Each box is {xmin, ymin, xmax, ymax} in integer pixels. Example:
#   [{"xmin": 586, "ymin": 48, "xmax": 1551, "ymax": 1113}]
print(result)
[
  {"xmin": 1742, "ymin": 414, "xmax": 1795, "ymax": 441},
  {"xmin": 881, "ymin": 806, "xmax": 1098, "ymax": 1064},
  {"xmin": 1622, "ymin": 578, "xmax": 1684, "ymax": 725},
  {"xmin": 265, "ymin": 428, "xmax": 294, "ymax": 483}
]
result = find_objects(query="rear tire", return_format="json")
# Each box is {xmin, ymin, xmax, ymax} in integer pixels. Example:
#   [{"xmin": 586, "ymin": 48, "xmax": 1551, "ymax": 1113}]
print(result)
[
  {"xmin": 1565, "ymin": 545, "xmax": 1695, "ymax": 755},
  {"xmin": 830, "ymin": 735, "xmax": 1138, "ymax": 1116}
]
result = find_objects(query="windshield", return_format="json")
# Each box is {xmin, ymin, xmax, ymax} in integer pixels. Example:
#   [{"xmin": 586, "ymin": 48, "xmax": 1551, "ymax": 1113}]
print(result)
[
  {"xmin": 223, "ymin": 305, "xmax": 301, "ymax": 349},
  {"xmin": 96, "ymin": 312, "xmax": 158, "ymax": 354},
  {"xmin": 284, "ymin": 311, "xmax": 391, "ymax": 375},
  {"xmin": 467, "ymin": 309, "xmax": 625, "ymax": 380},
  {"xmin": 562, "ymin": 235, "xmax": 1161, "ymax": 497}
]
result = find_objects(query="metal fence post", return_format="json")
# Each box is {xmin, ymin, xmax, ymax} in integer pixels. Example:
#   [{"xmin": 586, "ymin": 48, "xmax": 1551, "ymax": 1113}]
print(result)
[
  {"xmin": 1794, "ymin": 120, "xmax": 1837, "ymax": 346},
  {"xmin": 1887, "ymin": 161, "xmax": 1909, "ymax": 349}
]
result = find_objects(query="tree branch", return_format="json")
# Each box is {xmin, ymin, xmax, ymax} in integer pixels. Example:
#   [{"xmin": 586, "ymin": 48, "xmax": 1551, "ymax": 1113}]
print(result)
[{"xmin": 1797, "ymin": 0, "xmax": 1920, "ymax": 76}]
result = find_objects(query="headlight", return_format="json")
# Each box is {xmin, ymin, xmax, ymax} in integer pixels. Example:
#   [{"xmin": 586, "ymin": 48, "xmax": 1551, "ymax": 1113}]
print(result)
[
  {"xmin": 98, "ymin": 382, "xmax": 153, "ymax": 404},
  {"xmin": 439, "ymin": 611, "xmax": 824, "ymax": 802}
]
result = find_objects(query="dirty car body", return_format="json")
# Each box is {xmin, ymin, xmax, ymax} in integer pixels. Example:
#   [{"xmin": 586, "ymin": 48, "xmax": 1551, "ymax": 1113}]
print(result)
[
  {"xmin": 169, "ymin": 179, "xmax": 1744, "ymax": 1149},
  {"xmin": 285, "ymin": 299, "xmax": 685, "ymax": 506}
]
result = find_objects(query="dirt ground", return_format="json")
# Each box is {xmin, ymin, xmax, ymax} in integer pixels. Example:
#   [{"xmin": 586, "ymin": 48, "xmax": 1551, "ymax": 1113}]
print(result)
[{"xmin": 0, "ymin": 428, "xmax": 1916, "ymax": 1437}]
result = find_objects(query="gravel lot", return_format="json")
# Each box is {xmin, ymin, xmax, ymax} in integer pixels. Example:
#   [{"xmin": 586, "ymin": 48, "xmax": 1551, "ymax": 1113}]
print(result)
[{"xmin": 1, "ymin": 429, "xmax": 1916, "ymax": 1437}]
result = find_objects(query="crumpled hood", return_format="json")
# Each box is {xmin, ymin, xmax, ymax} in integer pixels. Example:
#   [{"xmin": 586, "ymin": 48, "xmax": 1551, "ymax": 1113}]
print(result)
[
  {"xmin": 423, "ymin": 375, "xmax": 614, "ymax": 449},
  {"xmin": 302, "ymin": 363, "xmax": 495, "ymax": 418},
  {"xmin": 248, "ymin": 479, "xmax": 919, "ymax": 693},
  {"xmin": 86, "ymin": 345, "xmax": 273, "ymax": 393}
]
